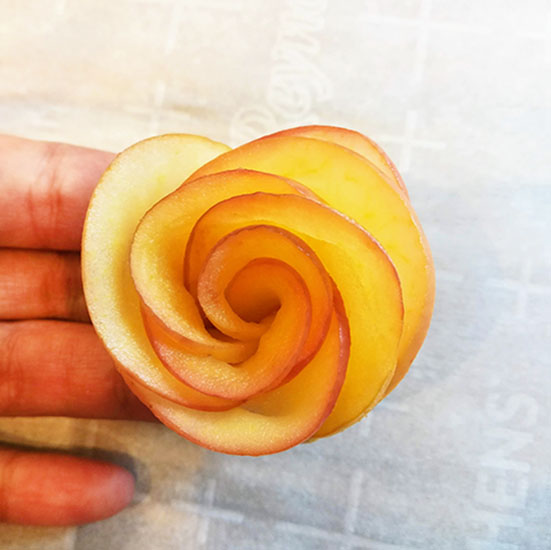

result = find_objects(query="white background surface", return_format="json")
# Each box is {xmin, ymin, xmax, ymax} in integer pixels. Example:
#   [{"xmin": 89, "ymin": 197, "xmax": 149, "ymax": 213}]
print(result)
[{"xmin": 1, "ymin": 1, "xmax": 550, "ymax": 548}]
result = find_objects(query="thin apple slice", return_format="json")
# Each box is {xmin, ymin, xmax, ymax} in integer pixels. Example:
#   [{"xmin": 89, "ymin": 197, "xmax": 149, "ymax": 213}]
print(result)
[
  {"xmin": 189, "ymin": 135, "xmax": 434, "ymax": 395},
  {"xmin": 192, "ymin": 225, "xmax": 333, "ymax": 372},
  {"xmin": 145, "ymin": 258, "xmax": 312, "ymax": 401},
  {"xmin": 185, "ymin": 192, "xmax": 404, "ymax": 437},
  {"xmin": 140, "ymin": 302, "xmax": 257, "ymax": 367},
  {"xmin": 127, "ymin": 359, "xmax": 240, "ymax": 412},
  {"xmin": 268, "ymin": 125, "xmax": 409, "ymax": 199},
  {"xmin": 82, "ymin": 134, "xmax": 231, "ymax": 405},
  {"xmin": 130, "ymin": 169, "xmax": 316, "ymax": 362},
  {"xmin": 123, "ymin": 295, "xmax": 350, "ymax": 456}
]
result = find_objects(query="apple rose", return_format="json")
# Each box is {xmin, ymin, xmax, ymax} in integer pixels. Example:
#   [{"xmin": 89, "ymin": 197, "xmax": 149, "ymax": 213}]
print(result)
[{"xmin": 82, "ymin": 126, "xmax": 434, "ymax": 455}]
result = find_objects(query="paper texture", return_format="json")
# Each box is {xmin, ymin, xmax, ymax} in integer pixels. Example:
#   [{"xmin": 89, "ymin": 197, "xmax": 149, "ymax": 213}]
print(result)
[{"xmin": 1, "ymin": 0, "xmax": 550, "ymax": 548}]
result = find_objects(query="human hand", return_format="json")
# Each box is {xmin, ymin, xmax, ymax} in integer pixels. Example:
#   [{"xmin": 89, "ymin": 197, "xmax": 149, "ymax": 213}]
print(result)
[{"xmin": 0, "ymin": 135, "xmax": 155, "ymax": 526}]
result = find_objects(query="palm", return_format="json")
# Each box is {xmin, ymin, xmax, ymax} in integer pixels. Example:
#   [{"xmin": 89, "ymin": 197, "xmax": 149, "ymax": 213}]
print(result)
[{"xmin": 0, "ymin": 135, "xmax": 153, "ymax": 525}]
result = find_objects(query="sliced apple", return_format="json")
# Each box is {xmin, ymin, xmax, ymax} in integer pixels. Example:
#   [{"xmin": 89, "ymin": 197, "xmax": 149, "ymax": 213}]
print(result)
[
  {"xmin": 184, "ymin": 192, "xmax": 404, "ymax": 437},
  {"xmin": 129, "ymin": 169, "xmax": 314, "ymax": 363},
  {"xmin": 82, "ymin": 134, "xmax": 231, "ymax": 406},
  {"xmin": 82, "ymin": 126, "xmax": 433, "ymax": 455},
  {"xmin": 144, "ymin": 257, "xmax": 312, "ymax": 401},
  {"xmin": 189, "ymin": 135, "xmax": 434, "ymax": 396},
  {"xmin": 193, "ymin": 225, "xmax": 334, "ymax": 372},
  {"xmin": 268, "ymin": 125, "xmax": 409, "ymax": 199},
  {"xmin": 123, "ymin": 294, "xmax": 350, "ymax": 456}
]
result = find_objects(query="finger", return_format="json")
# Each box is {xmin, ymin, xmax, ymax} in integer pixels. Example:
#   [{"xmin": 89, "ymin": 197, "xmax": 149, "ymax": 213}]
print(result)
[
  {"xmin": 0, "ymin": 448, "xmax": 134, "ymax": 525},
  {"xmin": 0, "ymin": 135, "xmax": 114, "ymax": 250},
  {"xmin": 0, "ymin": 320, "xmax": 154, "ymax": 421},
  {"xmin": 0, "ymin": 249, "xmax": 88, "ymax": 322}
]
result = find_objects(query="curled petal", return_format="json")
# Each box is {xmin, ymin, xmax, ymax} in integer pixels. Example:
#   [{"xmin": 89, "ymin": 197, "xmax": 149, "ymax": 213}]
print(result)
[
  {"xmin": 123, "ymin": 292, "xmax": 350, "ymax": 456},
  {"xmin": 146, "ymin": 258, "xmax": 312, "ymax": 401}
]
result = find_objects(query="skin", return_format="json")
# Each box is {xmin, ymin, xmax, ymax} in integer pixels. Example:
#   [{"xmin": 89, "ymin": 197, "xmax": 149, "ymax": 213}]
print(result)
[{"xmin": 0, "ymin": 134, "xmax": 155, "ymax": 526}]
